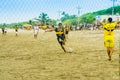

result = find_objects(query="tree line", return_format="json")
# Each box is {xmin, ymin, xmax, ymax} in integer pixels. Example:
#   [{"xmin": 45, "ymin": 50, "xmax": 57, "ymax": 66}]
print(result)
[{"xmin": 0, "ymin": 6, "xmax": 120, "ymax": 28}]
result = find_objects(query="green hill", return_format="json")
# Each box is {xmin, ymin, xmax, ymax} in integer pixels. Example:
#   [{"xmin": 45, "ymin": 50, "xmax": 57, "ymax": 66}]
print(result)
[{"xmin": 79, "ymin": 6, "xmax": 120, "ymax": 23}]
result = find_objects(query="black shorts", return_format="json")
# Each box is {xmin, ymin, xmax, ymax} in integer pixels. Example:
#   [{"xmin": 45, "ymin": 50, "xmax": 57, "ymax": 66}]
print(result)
[
  {"xmin": 57, "ymin": 35, "xmax": 65, "ymax": 45},
  {"xmin": 65, "ymin": 31, "xmax": 69, "ymax": 34}
]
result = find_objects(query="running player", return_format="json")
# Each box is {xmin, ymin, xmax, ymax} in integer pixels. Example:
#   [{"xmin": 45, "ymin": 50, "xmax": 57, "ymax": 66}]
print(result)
[{"xmin": 46, "ymin": 23, "xmax": 67, "ymax": 53}]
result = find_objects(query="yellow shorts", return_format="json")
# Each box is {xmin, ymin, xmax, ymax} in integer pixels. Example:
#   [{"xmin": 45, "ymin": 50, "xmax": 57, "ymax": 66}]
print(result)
[{"xmin": 104, "ymin": 36, "xmax": 114, "ymax": 47}]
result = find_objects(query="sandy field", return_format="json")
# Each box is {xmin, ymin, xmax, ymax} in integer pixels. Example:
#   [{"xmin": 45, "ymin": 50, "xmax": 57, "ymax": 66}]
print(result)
[{"xmin": 0, "ymin": 29, "xmax": 120, "ymax": 80}]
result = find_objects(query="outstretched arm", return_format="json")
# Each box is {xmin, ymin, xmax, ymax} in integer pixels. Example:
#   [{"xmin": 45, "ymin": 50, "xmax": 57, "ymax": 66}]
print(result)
[
  {"xmin": 45, "ymin": 27, "xmax": 54, "ymax": 32},
  {"xmin": 116, "ymin": 17, "xmax": 119, "ymax": 23},
  {"xmin": 97, "ymin": 19, "xmax": 103, "ymax": 25}
]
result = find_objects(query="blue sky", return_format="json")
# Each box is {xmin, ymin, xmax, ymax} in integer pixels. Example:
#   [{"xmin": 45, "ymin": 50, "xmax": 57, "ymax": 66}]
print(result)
[{"xmin": 0, "ymin": 0, "xmax": 120, "ymax": 24}]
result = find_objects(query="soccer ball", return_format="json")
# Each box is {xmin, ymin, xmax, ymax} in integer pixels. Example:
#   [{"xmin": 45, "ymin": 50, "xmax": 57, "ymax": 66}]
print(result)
[{"xmin": 68, "ymin": 47, "xmax": 73, "ymax": 53}]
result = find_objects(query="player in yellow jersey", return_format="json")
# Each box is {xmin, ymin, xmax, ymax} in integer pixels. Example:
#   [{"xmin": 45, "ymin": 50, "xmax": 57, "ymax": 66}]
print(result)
[
  {"xmin": 64, "ymin": 24, "xmax": 69, "ymax": 40},
  {"xmin": 97, "ymin": 17, "xmax": 119, "ymax": 61}
]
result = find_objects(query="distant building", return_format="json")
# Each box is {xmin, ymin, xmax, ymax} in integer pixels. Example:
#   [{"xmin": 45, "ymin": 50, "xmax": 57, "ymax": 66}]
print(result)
[{"xmin": 96, "ymin": 14, "xmax": 120, "ymax": 22}]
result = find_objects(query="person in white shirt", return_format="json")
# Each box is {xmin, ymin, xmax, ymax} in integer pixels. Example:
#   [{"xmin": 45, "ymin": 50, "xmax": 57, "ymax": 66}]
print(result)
[{"xmin": 33, "ymin": 25, "xmax": 39, "ymax": 39}]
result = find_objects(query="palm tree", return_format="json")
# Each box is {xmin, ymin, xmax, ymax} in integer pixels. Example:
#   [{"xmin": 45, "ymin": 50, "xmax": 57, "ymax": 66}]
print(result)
[
  {"xmin": 29, "ymin": 20, "xmax": 33, "ymax": 25},
  {"xmin": 61, "ymin": 11, "xmax": 69, "ymax": 22},
  {"xmin": 39, "ymin": 13, "xmax": 49, "ymax": 25}
]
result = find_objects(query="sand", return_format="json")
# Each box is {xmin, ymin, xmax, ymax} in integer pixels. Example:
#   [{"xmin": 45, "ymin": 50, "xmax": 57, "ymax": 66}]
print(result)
[{"xmin": 0, "ymin": 29, "xmax": 120, "ymax": 80}]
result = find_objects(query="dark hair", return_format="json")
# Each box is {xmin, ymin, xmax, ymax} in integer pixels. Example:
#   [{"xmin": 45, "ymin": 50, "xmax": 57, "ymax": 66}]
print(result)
[
  {"xmin": 58, "ymin": 23, "xmax": 62, "ymax": 26},
  {"xmin": 108, "ymin": 17, "xmax": 112, "ymax": 23}
]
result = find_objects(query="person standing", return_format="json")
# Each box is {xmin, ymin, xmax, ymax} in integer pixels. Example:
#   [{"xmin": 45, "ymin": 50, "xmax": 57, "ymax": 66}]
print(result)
[
  {"xmin": 2, "ymin": 27, "xmax": 5, "ymax": 34},
  {"xmin": 33, "ymin": 24, "xmax": 39, "ymax": 39},
  {"xmin": 97, "ymin": 17, "xmax": 119, "ymax": 61},
  {"xmin": 64, "ymin": 24, "xmax": 69, "ymax": 40},
  {"xmin": 4, "ymin": 27, "xmax": 7, "ymax": 34},
  {"xmin": 15, "ymin": 25, "xmax": 19, "ymax": 36}
]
